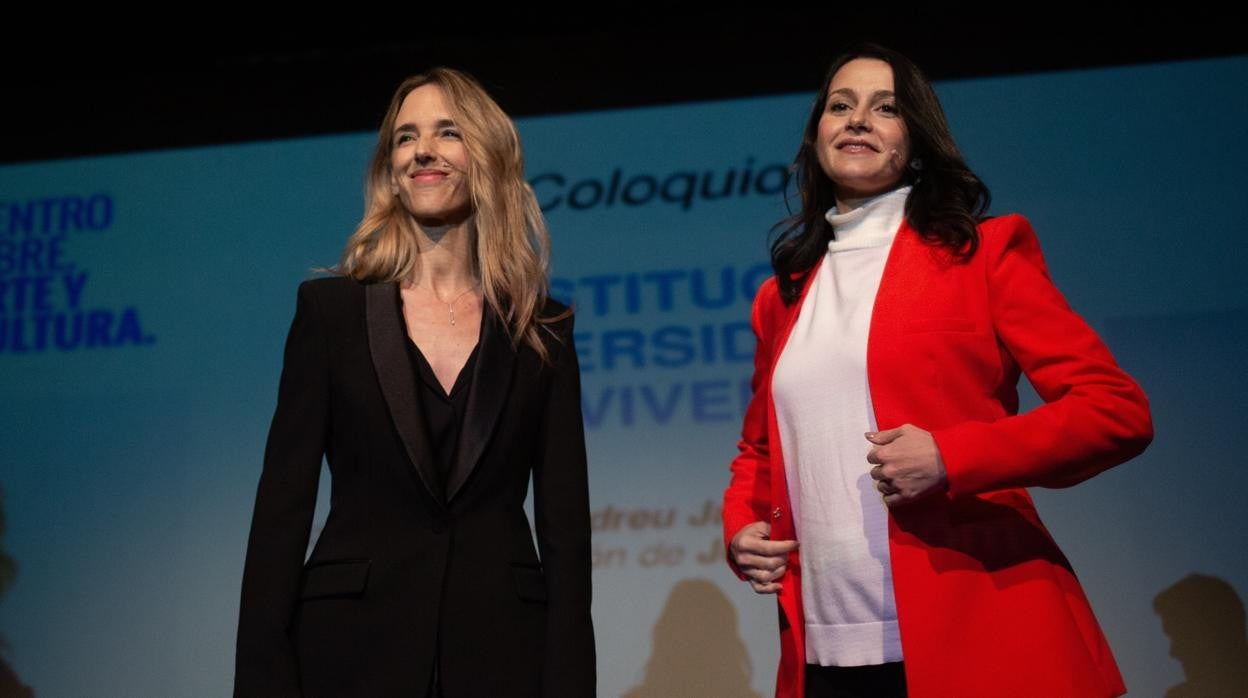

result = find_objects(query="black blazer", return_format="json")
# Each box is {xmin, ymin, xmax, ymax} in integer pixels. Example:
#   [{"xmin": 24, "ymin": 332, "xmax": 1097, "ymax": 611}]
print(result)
[{"xmin": 235, "ymin": 277, "xmax": 595, "ymax": 697}]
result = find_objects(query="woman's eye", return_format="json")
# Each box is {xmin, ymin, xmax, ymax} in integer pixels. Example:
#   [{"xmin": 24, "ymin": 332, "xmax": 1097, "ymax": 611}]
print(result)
[
  {"xmin": 442, "ymin": 129, "xmax": 462, "ymax": 140},
  {"xmin": 395, "ymin": 133, "xmax": 414, "ymax": 145},
  {"xmin": 878, "ymin": 103, "xmax": 899, "ymax": 115},
  {"xmin": 828, "ymin": 102, "xmax": 851, "ymax": 113}
]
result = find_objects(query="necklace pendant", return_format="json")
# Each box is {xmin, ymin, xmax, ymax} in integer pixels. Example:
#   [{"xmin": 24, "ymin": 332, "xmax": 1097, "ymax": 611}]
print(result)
[{"xmin": 448, "ymin": 304, "xmax": 456, "ymax": 325}]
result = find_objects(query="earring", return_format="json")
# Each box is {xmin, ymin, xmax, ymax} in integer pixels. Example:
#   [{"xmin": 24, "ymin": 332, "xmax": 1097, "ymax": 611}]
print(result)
[{"xmin": 909, "ymin": 157, "xmax": 924, "ymax": 171}]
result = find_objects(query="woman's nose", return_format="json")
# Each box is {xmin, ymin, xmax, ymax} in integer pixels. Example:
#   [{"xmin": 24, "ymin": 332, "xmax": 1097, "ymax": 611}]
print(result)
[
  {"xmin": 847, "ymin": 110, "xmax": 871, "ymax": 132},
  {"xmin": 412, "ymin": 136, "xmax": 437, "ymax": 163}
]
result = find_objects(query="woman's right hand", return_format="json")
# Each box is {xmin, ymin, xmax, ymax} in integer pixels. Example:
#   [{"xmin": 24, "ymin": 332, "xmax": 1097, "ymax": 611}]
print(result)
[{"xmin": 730, "ymin": 521, "xmax": 798, "ymax": 594}]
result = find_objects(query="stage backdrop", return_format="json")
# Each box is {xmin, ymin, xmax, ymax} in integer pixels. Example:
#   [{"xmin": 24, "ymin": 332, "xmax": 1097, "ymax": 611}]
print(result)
[{"xmin": 2, "ymin": 55, "xmax": 1246, "ymax": 697}]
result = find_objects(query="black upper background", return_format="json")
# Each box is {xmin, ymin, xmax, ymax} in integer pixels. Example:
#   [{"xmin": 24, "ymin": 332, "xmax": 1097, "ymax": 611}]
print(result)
[{"xmin": 5, "ymin": 10, "xmax": 1245, "ymax": 165}]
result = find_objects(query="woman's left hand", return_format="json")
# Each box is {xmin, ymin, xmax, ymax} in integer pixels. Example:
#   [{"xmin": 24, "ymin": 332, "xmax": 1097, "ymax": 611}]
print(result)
[{"xmin": 866, "ymin": 425, "xmax": 948, "ymax": 507}]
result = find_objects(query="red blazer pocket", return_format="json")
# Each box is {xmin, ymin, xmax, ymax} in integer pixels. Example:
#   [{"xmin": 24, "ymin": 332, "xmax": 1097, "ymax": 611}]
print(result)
[{"xmin": 903, "ymin": 316, "xmax": 976, "ymax": 333}]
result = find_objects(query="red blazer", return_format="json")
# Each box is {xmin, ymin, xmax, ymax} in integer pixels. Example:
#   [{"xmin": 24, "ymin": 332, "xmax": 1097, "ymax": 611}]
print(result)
[{"xmin": 723, "ymin": 215, "xmax": 1152, "ymax": 698}]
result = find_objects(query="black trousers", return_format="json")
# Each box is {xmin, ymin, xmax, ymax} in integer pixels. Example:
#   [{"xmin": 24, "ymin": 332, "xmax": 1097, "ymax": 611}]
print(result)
[{"xmin": 805, "ymin": 662, "xmax": 907, "ymax": 698}]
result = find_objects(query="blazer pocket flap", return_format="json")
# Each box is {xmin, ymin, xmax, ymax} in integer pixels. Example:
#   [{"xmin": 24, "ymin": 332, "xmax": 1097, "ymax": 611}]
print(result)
[
  {"xmin": 904, "ymin": 316, "xmax": 976, "ymax": 333},
  {"xmin": 511, "ymin": 563, "xmax": 548, "ymax": 603},
  {"xmin": 301, "ymin": 559, "xmax": 372, "ymax": 600}
]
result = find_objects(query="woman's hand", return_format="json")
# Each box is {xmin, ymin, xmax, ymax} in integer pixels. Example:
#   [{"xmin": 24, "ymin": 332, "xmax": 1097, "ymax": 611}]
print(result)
[
  {"xmin": 866, "ymin": 425, "xmax": 948, "ymax": 507},
  {"xmin": 730, "ymin": 521, "xmax": 798, "ymax": 594}
]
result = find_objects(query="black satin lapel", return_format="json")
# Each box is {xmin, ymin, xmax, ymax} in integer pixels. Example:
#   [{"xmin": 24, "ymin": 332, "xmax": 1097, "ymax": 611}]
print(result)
[
  {"xmin": 446, "ymin": 305, "xmax": 515, "ymax": 502},
  {"xmin": 365, "ymin": 282, "xmax": 444, "ymax": 505}
]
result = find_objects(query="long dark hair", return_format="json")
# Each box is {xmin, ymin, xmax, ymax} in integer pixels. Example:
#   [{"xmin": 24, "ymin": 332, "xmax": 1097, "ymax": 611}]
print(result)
[{"xmin": 771, "ymin": 43, "xmax": 991, "ymax": 304}]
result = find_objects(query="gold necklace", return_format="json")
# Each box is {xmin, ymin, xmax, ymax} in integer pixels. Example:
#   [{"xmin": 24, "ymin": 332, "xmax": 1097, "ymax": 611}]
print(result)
[{"xmin": 416, "ymin": 283, "xmax": 479, "ymax": 325}]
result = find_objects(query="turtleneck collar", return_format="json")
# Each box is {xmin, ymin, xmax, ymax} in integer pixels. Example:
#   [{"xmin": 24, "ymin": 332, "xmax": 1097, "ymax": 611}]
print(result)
[{"xmin": 824, "ymin": 185, "xmax": 911, "ymax": 253}]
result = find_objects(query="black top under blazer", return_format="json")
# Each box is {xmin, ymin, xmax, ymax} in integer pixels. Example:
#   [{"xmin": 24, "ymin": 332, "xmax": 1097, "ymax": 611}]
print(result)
[{"xmin": 235, "ymin": 277, "xmax": 595, "ymax": 697}]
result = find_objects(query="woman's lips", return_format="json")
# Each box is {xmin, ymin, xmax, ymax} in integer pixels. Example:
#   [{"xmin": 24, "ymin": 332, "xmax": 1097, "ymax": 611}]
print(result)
[{"xmin": 409, "ymin": 170, "xmax": 448, "ymax": 184}]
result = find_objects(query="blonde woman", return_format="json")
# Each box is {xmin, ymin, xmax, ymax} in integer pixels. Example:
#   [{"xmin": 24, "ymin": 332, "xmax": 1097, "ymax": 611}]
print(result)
[{"xmin": 236, "ymin": 68, "xmax": 594, "ymax": 698}]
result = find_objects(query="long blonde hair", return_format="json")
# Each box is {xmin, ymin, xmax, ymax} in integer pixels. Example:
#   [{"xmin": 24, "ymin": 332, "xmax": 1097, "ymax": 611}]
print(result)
[{"xmin": 339, "ymin": 67, "xmax": 560, "ymax": 360}]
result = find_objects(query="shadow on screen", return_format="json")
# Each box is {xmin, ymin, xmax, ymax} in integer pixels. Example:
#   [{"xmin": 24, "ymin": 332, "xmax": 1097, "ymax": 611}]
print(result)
[
  {"xmin": 622, "ymin": 577, "xmax": 760, "ymax": 698},
  {"xmin": 1154, "ymin": 573, "xmax": 1248, "ymax": 698},
  {"xmin": 0, "ymin": 486, "xmax": 34, "ymax": 698}
]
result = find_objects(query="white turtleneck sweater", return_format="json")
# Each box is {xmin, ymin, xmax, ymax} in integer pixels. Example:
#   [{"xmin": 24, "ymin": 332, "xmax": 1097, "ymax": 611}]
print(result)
[{"xmin": 771, "ymin": 185, "xmax": 910, "ymax": 667}]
